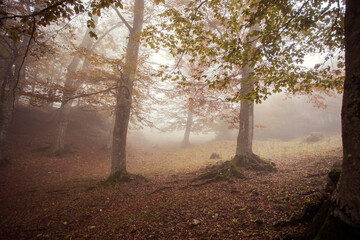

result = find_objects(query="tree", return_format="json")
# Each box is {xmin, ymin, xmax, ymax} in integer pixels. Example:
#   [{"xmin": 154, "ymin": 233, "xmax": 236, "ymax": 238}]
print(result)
[
  {"xmin": 157, "ymin": 58, "xmax": 234, "ymax": 147},
  {"xmin": 142, "ymin": 0, "xmax": 343, "ymax": 170},
  {"xmin": 151, "ymin": 0, "xmax": 359, "ymax": 235},
  {"xmin": 0, "ymin": 0, "xmax": 125, "ymax": 163},
  {"xmin": 50, "ymin": 19, "xmax": 97, "ymax": 155},
  {"xmin": 0, "ymin": 0, "xmax": 36, "ymax": 163},
  {"xmin": 236, "ymin": 24, "xmax": 258, "ymax": 157},
  {"xmin": 313, "ymin": 1, "xmax": 360, "ymax": 238},
  {"xmin": 110, "ymin": 0, "xmax": 144, "ymax": 177}
]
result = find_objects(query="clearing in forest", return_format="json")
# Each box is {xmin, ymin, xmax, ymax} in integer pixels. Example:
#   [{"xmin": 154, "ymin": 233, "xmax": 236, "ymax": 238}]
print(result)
[{"xmin": 0, "ymin": 107, "xmax": 342, "ymax": 239}]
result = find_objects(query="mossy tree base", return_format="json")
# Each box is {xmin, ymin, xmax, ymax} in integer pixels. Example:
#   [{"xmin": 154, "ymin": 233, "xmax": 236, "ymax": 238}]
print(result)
[
  {"xmin": 314, "ymin": 212, "xmax": 359, "ymax": 240},
  {"xmin": 232, "ymin": 154, "xmax": 277, "ymax": 172},
  {"xmin": 190, "ymin": 161, "xmax": 246, "ymax": 186},
  {"xmin": 305, "ymin": 199, "xmax": 359, "ymax": 240},
  {"xmin": 304, "ymin": 167, "xmax": 360, "ymax": 239},
  {"xmin": 104, "ymin": 170, "xmax": 147, "ymax": 186}
]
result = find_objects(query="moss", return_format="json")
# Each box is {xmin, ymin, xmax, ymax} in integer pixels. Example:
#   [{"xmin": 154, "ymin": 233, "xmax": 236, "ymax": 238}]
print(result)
[
  {"xmin": 190, "ymin": 160, "xmax": 245, "ymax": 185},
  {"xmin": 303, "ymin": 199, "xmax": 331, "ymax": 239},
  {"xmin": 328, "ymin": 168, "xmax": 341, "ymax": 184},
  {"xmin": 103, "ymin": 170, "xmax": 147, "ymax": 186},
  {"xmin": 314, "ymin": 212, "xmax": 358, "ymax": 240},
  {"xmin": 304, "ymin": 198, "xmax": 359, "ymax": 240},
  {"xmin": 232, "ymin": 154, "xmax": 276, "ymax": 172},
  {"xmin": 105, "ymin": 170, "xmax": 131, "ymax": 184}
]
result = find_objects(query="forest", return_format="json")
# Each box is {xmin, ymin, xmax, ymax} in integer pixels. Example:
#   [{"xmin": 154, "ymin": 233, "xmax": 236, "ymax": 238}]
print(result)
[{"xmin": 0, "ymin": 0, "xmax": 359, "ymax": 239}]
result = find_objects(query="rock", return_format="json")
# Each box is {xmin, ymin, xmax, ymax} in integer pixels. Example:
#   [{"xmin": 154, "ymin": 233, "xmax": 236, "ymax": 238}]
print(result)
[
  {"xmin": 191, "ymin": 219, "xmax": 201, "ymax": 226},
  {"xmin": 210, "ymin": 153, "xmax": 221, "ymax": 159},
  {"xmin": 305, "ymin": 132, "xmax": 324, "ymax": 143}
]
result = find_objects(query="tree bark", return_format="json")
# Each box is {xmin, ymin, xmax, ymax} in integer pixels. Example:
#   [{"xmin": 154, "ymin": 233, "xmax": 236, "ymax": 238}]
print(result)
[
  {"xmin": 333, "ymin": 0, "xmax": 360, "ymax": 229},
  {"xmin": 0, "ymin": 63, "xmax": 16, "ymax": 162},
  {"xmin": 0, "ymin": 38, "xmax": 28, "ymax": 162},
  {"xmin": 50, "ymin": 19, "xmax": 97, "ymax": 155},
  {"xmin": 236, "ymin": 66, "xmax": 254, "ymax": 156},
  {"xmin": 181, "ymin": 108, "xmax": 193, "ymax": 147},
  {"xmin": 110, "ymin": 0, "xmax": 144, "ymax": 176},
  {"xmin": 235, "ymin": 24, "xmax": 258, "ymax": 156},
  {"xmin": 312, "ymin": 1, "xmax": 360, "ymax": 238}
]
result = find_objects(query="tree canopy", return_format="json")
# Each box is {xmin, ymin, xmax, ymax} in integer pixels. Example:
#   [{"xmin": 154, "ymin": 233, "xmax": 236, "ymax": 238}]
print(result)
[{"xmin": 142, "ymin": 0, "xmax": 345, "ymax": 103}]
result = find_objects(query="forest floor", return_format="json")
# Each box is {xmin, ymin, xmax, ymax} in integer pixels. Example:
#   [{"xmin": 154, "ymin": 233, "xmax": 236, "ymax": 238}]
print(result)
[{"xmin": 0, "ymin": 106, "xmax": 342, "ymax": 240}]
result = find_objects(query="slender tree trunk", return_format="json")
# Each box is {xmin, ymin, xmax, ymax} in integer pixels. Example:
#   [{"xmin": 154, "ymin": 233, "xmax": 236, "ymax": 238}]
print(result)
[
  {"xmin": 0, "ymin": 0, "xmax": 38, "ymax": 162},
  {"xmin": 50, "ymin": 20, "xmax": 96, "ymax": 155},
  {"xmin": 110, "ymin": 0, "xmax": 144, "ymax": 176},
  {"xmin": 235, "ymin": 25, "xmax": 258, "ymax": 157},
  {"xmin": 0, "ymin": 64, "xmax": 16, "ymax": 162},
  {"xmin": 333, "ymin": 0, "xmax": 360, "ymax": 229},
  {"xmin": 0, "ymin": 45, "xmax": 27, "ymax": 162},
  {"xmin": 236, "ymin": 66, "xmax": 254, "ymax": 156},
  {"xmin": 181, "ymin": 108, "xmax": 193, "ymax": 147}
]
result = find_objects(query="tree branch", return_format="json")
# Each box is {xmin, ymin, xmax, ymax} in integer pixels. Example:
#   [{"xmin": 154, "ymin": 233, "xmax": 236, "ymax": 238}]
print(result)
[
  {"xmin": 174, "ymin": 0, "xmax": 209, "ymax": 69},
  {"xmin": 62, "ymin": 86, "xmax": 121, "ymax": 103},
  {"xmin": 0, "ymin": 0, "xmax": 68, "ymax": 22},
  {"xmin": 90, "ymin": 22, "xmax": 122, "ymax": 51},
  {"xmin": 13, "ymin": 16, "xmax": 36, "ymax": 106},
  {"xmin": 111, "ymin": 5, "xmax": 132, "ymax": 31}
]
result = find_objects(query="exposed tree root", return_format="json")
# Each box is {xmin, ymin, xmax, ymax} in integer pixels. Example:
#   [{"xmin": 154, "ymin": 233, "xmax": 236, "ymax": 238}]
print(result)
[
  {"xmin": 232, "ymin": 154, "xmax": 277, "ymax": 172},
  {"xmin": 274, "ymin": 194, "xmax": 326, "ymax": 228},
  {"xmin": 299, "ymin": 168, "xmax": 360, "ymax": 239},
  {"xmin": 103, "ymin": 170, "xmax": 148, "ymax": 186},
  {"xmin": 149, "ymin": 186, "xmax": 173, "ymax": 195},
  {"xmin": 188, "ymin": 161, "xmax": 246, "ymax": 187}
]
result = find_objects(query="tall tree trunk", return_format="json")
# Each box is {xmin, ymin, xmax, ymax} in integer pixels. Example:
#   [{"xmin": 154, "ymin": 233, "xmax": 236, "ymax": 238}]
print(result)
[
  {"xmin": 235, "ymin": 24, "xmax": 258, "ymax": 157},
  {"xmin": 334, "ymin": 0, "xmax": 360, "ymax": 230},
  {"xmin": 50, "ymin": 20, "xmax": 96, "ymax": 155},
  {"xmin": 110, "ymin": 0, "xmax": 144, "ymax": 176},
  {"xmin": 313, "ymin": 1, "xmax": 360, "ymax": 238},
  {"xmin": 236, "ymin": 66, "xmax": 254, "ymax": 156},
  {"xmin": 181, "ymin": 108, "xmax": 193, "ymax": 147},
  {"xmin": 0, "ymin": 40, "xmax": 28, "ymax": 162},
  {"xmin": 0, "ymin": 63, "xmax": 16, "ymax": 162}
]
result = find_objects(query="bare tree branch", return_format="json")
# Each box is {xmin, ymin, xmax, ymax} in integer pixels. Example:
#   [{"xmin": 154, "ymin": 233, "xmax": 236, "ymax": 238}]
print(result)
[
  {"xmin": 111, "ymin": 5, "xmax": 132, "ymax": 31},
  {"xmin": 12, "ymin": 16, "xmax": 36, "ymax": 107},
  {"xmin": 0, "ymin": 0, "xmax": 68, "ymax": 22},
  {"xmin": 62, "ymin": 86, "xmax": 121, "ymax": 103}
]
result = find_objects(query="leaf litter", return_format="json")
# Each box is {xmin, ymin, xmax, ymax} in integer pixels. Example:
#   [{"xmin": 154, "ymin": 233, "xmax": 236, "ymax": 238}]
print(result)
[{"xmin": 0, "ymin": 108, "xmax": 342, "ymax": 239}]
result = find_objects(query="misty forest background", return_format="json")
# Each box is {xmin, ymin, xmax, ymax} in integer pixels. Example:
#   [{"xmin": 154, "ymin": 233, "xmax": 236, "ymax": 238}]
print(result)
[{"xmin": 1, "ymin": 0, "xmax": 359, "ymax": 239}]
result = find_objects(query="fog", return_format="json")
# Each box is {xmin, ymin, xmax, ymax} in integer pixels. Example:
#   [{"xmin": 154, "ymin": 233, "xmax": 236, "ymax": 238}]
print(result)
[
  {"xmin": 1, "ymin": 1, "xmax": 352, "ymax": 239},
  {"xmin": 128, "ymin": 92, "xmax": 342, "ymax": 148}
]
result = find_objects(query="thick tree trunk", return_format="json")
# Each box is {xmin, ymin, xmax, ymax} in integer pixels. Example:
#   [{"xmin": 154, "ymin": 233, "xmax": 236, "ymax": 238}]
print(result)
[
  {"xmin": 334, "ymin": 0, "xmax": 360, "ymax": 229},
  {"xmin": 181, "ymin": 108, "xmax": 193, "ymax": 147},
  {"xmin": 312, "ymin": 1, "xmax": 360, "ymax": 238},
  {"xmin": 236, "ymin": 66, "xmax": 254, "ymax": 156},
  {"xmin": 50, "ymin": 21, "xmax": 96, "ymax": 155},
  {"xmin": 110, "ymin": 0, "xmax": 144, "ymax": 176}
]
